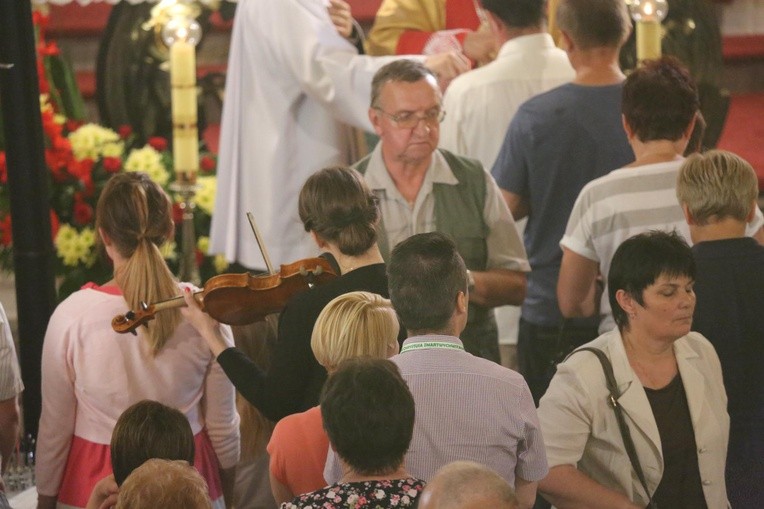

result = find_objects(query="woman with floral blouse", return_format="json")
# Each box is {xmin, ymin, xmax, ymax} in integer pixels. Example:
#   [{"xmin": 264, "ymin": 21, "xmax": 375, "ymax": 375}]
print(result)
[{"xmin": 281, "ymin": 358, "xmax": 424, "ymax": 509}]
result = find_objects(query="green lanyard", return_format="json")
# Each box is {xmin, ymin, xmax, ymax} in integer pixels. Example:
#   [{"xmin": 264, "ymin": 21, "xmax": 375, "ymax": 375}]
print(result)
[{"xmin": 400, "ymin": 341, "xmax": 465, "ymax": 354}]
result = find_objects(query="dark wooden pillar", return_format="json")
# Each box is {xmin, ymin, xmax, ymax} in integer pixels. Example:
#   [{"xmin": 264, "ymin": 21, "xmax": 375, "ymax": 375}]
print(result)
[{"xmin": 0, "ymin": 0, "xmax": 58, "ymax": 437}]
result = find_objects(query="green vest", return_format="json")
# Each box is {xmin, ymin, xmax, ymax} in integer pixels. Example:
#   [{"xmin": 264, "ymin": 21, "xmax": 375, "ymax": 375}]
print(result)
[
  {"xmin": 355, "ymin": 149, "xmax": 500, "ymax": 362},
  {"xmin": 354, "ymin": 149, "xmax": 488, "ymax": 270}
]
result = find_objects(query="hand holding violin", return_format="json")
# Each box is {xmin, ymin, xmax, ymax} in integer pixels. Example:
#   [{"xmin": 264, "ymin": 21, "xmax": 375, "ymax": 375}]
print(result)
[
  {"xmin": 181, "ymin": 287, "xmax": 229, "ymax": 357},
  {"xmin": 111, "ymin": 256, "xmax": 337, "ymax": 335}
]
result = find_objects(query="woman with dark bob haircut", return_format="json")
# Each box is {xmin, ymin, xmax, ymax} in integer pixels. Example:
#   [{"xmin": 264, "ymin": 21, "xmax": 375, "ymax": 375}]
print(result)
[
  {"xmin": 282, "ymin": 357, "xmax": 424, "ymax": 508},
  {"xmin": 183, "ymin": 166, "xmax": 404, "ymax": 422},
  {"xmin": 537, "ymin": 230, "xmax": 729, "ymax": 508}
]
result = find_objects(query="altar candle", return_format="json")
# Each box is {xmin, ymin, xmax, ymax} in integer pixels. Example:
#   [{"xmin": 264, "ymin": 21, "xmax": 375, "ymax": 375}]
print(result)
[
  {"xmin": 636, "ymin": 20, "xmax": 662, "ymax": 62},
  {"xmin": 170, "ymin": 38, "xmax": 199, "ymax": 177}
]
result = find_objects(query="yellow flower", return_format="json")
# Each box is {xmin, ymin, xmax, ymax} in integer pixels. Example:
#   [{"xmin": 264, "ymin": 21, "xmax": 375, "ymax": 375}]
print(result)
[
  {"xmin": 193, "ymin": 176, "xmax": 216, "ymax": 216},
  {"xmin": 68, "ymin": 124, "xmax": 124, "ymax": 160},
  {"xmin": 124, "ymin": 146, "xmax": 170, "ymax": 187},
  {"xmin": 39, "ymin": 94, "xmax": 53, "ymax": 113},
  {"xmin": 54, "ymin": 114, "xmax": 66, "ymax": 126},
  {"xmin": 101, "ymin": 141, "xmax": 124, "ymax": 158},
  {"xmin": 55, "ymin": 226, "xmax": 96, "ymax": 267},
  {"xmin": 159, "ymin": 240, "xmax": 178, "ymax": 261},
  {"xmin": 213, "ymin": 254, "xmax": 229, "ymax": 274},
  {"xmin": 197, "ymin": 236, "xmax": 210, "ymax": 254}
]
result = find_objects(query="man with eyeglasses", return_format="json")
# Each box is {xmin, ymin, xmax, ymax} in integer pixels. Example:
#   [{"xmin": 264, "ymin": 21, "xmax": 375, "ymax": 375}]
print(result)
[{"xmin": 353, "ymin": 59, "xmax": 529, "ymax": 363}]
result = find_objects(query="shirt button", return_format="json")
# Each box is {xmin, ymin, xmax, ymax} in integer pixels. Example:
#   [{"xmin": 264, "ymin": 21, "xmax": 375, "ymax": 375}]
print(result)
[
  {"xmin": 702, "ymin": 480, "xmax": 712, "ymax": 486},
  {"xmin": 698, "ymin": 447, "xmax": 707, "ymax": 453}
]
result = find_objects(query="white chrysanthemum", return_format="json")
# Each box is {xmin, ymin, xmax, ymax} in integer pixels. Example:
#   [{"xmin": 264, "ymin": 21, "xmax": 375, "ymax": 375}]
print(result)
[
  {"xmin": 193, "ymin": 176, "xmax": 216, "ymax": 216},
  {"xmin": 69, "ymin": 123, "xmax": 123, "ymax": 161},
  {"xmin": 124, "ymin": 146, "xmax": 170, "ymax": 187}
]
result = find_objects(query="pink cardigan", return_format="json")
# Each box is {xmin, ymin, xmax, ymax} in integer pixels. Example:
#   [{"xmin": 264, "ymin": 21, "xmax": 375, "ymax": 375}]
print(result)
[{"xmin": 36, "ymin": 285, "xmax": 240, "ymax": 500}]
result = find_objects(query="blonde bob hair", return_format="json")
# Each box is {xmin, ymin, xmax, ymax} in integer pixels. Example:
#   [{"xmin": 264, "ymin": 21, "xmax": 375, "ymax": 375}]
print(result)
[
  {"xmin": 676, "ymin": 150, "xmax": 758, "ymax": 225},
  {"xmin": 311, "ymin": 292, "xmax": 399, "ymax": 372}
]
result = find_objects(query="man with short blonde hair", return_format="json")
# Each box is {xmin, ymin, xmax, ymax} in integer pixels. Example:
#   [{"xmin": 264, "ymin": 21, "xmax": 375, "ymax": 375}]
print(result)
[{"xmin": 677, "ymin": 150, "xmax": 764, "ymax": 508}]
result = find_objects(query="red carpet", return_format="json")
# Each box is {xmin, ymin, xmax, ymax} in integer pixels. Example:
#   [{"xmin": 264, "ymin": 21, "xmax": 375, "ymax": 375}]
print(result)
[{"xmin": 717, "ymin": 93, "xmax": 764, "ymax": 190}]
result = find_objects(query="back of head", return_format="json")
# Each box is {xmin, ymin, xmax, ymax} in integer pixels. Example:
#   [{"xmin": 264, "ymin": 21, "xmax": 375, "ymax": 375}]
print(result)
[
  {"xmin": 311, "ymin": 291, "xmax": 400, "ymax": 372},
  {"xmin": 115, "ymin": 459, "xmax": 211, "ymax": 509},
  {"xmin": 480, "ymin": 0, "xmax": 545, "ymax": 30},
  {"xmin": 608, "ymin": 230, "xmax": 695, "ymax": 331},
  {"xmin": 676, "ymin": 150, "xmax": 758, "ymax": 226},
  {"xmin": 419, "ymin": 461, "xmax": 518, "ymax": 509},
  {"xmin": 298, "ymin": 166, "xmax": 379, "ymax": 256},
  {"xmin": 96, "ymin": 172, "xmax": 179, "ymax": 353},
  {"xmin": 622, "ymin": 57, "xmax": 700, "ymax": 142},
  {"xmin": 556, "ymin": 0, "xmax": 631, "ymax": 50},
  {"xmin": 371, "ymin": 60, "xmax": 436, "ymax": 109},
  {"xmin": 320, "ymin": 357, "xmax": 415, "ymax": 476},
  {"xmin": 387, "ymin": 232, "xmax": 467, "ymax": 334},
  {"xmin": 111, "ymin": 400, "xmax": 195, "ymax": 486}
]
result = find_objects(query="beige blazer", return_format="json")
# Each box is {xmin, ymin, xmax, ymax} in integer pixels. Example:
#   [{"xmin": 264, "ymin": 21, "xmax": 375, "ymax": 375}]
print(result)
[{"xmin": 538, "ymin": 329, "xmax": 730, "ymax": 508}]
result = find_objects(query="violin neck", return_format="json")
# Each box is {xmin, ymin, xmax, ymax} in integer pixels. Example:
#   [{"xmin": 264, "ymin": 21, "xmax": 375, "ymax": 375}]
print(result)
[{"xmin": 152, "ymin": 290, "xmax": 204, "ymax": 312}]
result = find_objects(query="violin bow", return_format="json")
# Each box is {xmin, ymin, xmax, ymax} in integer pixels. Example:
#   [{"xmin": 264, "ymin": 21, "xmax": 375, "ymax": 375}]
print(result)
[{"xmin": 246, "ymin": 211, "xmax": 276, "ymax": 275}]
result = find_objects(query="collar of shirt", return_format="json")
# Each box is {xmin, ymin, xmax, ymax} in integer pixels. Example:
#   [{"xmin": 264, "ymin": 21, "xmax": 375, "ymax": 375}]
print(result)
[
  {"xmin": 400, "ymin": 334, "xmax": 465, "ymax": 352},
  {"xmin": 364, "ymin": 144, "xmax": 459, "ymax": 209},
  {"xmin": 497, "ymin": 32, "xmax": 557, "ymax": 61}
]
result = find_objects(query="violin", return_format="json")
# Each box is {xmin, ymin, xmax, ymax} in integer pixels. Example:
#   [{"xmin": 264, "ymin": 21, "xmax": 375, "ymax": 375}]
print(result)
[
  {"xmin": 112, "ymin": 211, "xmax": 338, "ymax": 335},
  {"xmin": 111, "ymin": 256, "xmax": 337, "ymax": 334}
]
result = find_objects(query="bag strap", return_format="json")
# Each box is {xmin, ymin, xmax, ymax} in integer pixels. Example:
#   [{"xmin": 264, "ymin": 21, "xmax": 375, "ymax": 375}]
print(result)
[{"xmin": 567, "ymin": 347, "xmax": 657, "ymax": 509}]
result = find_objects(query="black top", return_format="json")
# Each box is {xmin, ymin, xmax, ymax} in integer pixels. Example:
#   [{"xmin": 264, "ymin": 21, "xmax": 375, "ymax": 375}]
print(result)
[
  {"xmin": 216, "ymin": 263, "xmax": 403, "ymax": 422},
  {"xmin": 645, "ymin": 375, "xmax": 707, "ymax": 509},
  {"xmin": 692, "ymin": 237, "xmax": 764, "ymax": 422},
  {"xmin": 691, "ymin": 237, "xmax": 764, "ymax": 507}
]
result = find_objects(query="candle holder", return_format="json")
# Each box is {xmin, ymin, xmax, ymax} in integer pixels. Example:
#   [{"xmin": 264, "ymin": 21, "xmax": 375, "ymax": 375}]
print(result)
[
  {"xmin": 628, "ymin": 0, "xmax": 668, "ymax": 63},
  {"xmin": 170, "ymin": 177, "xmax": 201, "ymax": 285},
  {"xmin": 160, "ymin": 1, "xmax": 203, "ymax": 284}
]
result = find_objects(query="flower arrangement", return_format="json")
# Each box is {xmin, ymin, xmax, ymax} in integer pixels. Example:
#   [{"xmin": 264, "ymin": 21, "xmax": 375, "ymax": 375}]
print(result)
[{"xmin": 0, "ymin": 11, "xmax": 228, "ymax": 300}]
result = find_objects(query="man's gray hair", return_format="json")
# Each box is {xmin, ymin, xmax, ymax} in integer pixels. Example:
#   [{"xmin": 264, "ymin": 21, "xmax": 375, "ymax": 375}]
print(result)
[
  {"xmin": 370, "ymin": 59, "xmax": 436, "ymax": 108},
  {"xmin": 421, "ymin": 461, "xmax": 518, "ymax": 509}
]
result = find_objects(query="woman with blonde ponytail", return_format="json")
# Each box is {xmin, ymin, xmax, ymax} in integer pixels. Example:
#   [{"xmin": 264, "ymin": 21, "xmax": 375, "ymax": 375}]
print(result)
[{"xmin": 36, "ymin": 173, "xmax": 240, "ymax": 509}]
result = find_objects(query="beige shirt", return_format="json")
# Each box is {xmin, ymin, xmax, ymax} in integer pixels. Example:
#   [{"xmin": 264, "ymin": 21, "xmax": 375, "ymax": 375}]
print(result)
[
  {"xmin": 539, "ymin": 329, "xmax": 730, "ymax": 508},
  {"xmin": 361, "ymin": 143, "xmax": 529, "ymax": 272}
]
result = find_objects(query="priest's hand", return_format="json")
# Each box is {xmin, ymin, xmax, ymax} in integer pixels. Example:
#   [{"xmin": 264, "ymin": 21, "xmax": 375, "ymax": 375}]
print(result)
[{"xmin": 424, "ymin": 51, "xmax": 470, "ymax": 91}]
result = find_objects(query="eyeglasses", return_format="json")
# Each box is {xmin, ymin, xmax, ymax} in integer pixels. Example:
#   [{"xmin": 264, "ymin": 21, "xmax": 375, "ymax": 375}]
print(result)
[{"xmin": 374, "ymin": 107, "xmax": 446, "ymax": 129}]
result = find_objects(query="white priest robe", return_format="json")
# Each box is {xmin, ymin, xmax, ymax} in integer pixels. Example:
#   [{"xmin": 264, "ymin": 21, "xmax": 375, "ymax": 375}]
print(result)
[{"xmin": 210, "ymin": 0, "xmax": 407, "ymax": 269}]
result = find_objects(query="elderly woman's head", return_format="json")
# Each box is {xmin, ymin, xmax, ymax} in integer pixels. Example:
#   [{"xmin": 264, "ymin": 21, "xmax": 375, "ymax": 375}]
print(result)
[
  {"xmin": 609, "ymin": 231, "xmax": 696, "ymax": 335},
  {"xmin": 311, "ymin": 291, "xmax": 400, "ymax": 372},
  {"xmin": 298, "ymin": 166, "xmax": 380, "ymax": 256},
  {"xmin": 115, "ymin": 459, "xmax": 211, "ymax": 509},
  {"xmin": 320, "ymin": 357, "xmax": 415, "ymax": 476}
]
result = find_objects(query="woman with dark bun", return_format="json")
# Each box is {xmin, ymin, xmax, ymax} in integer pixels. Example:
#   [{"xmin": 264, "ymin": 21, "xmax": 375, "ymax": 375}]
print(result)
[{"xmin": 183, "ymin": 166, "xmax": 402, "ymax": 422}]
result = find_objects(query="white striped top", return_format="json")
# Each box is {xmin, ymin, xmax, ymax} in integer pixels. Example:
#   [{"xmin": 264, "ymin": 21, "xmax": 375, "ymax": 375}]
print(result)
[
  {"xmin": 561, "ymin": 159, "xmax": 764, "ymax": 333},
  {"xmin": 0, "ymin": 302, "xmax": 23, "ymax": 401}
]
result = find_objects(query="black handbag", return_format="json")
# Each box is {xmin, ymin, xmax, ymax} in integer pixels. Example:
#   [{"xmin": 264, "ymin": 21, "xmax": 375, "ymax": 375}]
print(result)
[{"xmin": 567, "ymin": 347, "xmax": 658, "ymax": 509}]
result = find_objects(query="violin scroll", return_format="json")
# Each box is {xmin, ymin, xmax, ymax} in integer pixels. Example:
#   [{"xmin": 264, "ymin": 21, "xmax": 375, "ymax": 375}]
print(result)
[{"xmin": 112, "ymin": 301, "xmax": 155, "ymax": 335}]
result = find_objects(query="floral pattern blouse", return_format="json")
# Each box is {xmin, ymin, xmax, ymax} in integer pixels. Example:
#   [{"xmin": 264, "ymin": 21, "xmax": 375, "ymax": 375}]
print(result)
[{"xmin": 280, "ymin": 477, "xmax": 425, "ymax": 509}]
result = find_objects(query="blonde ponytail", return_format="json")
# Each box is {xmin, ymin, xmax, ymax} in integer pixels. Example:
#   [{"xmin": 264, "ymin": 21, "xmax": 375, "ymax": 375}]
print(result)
[{"xmin": 98, "ymin": 173, "xmax": 180, "ymax": 355}]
